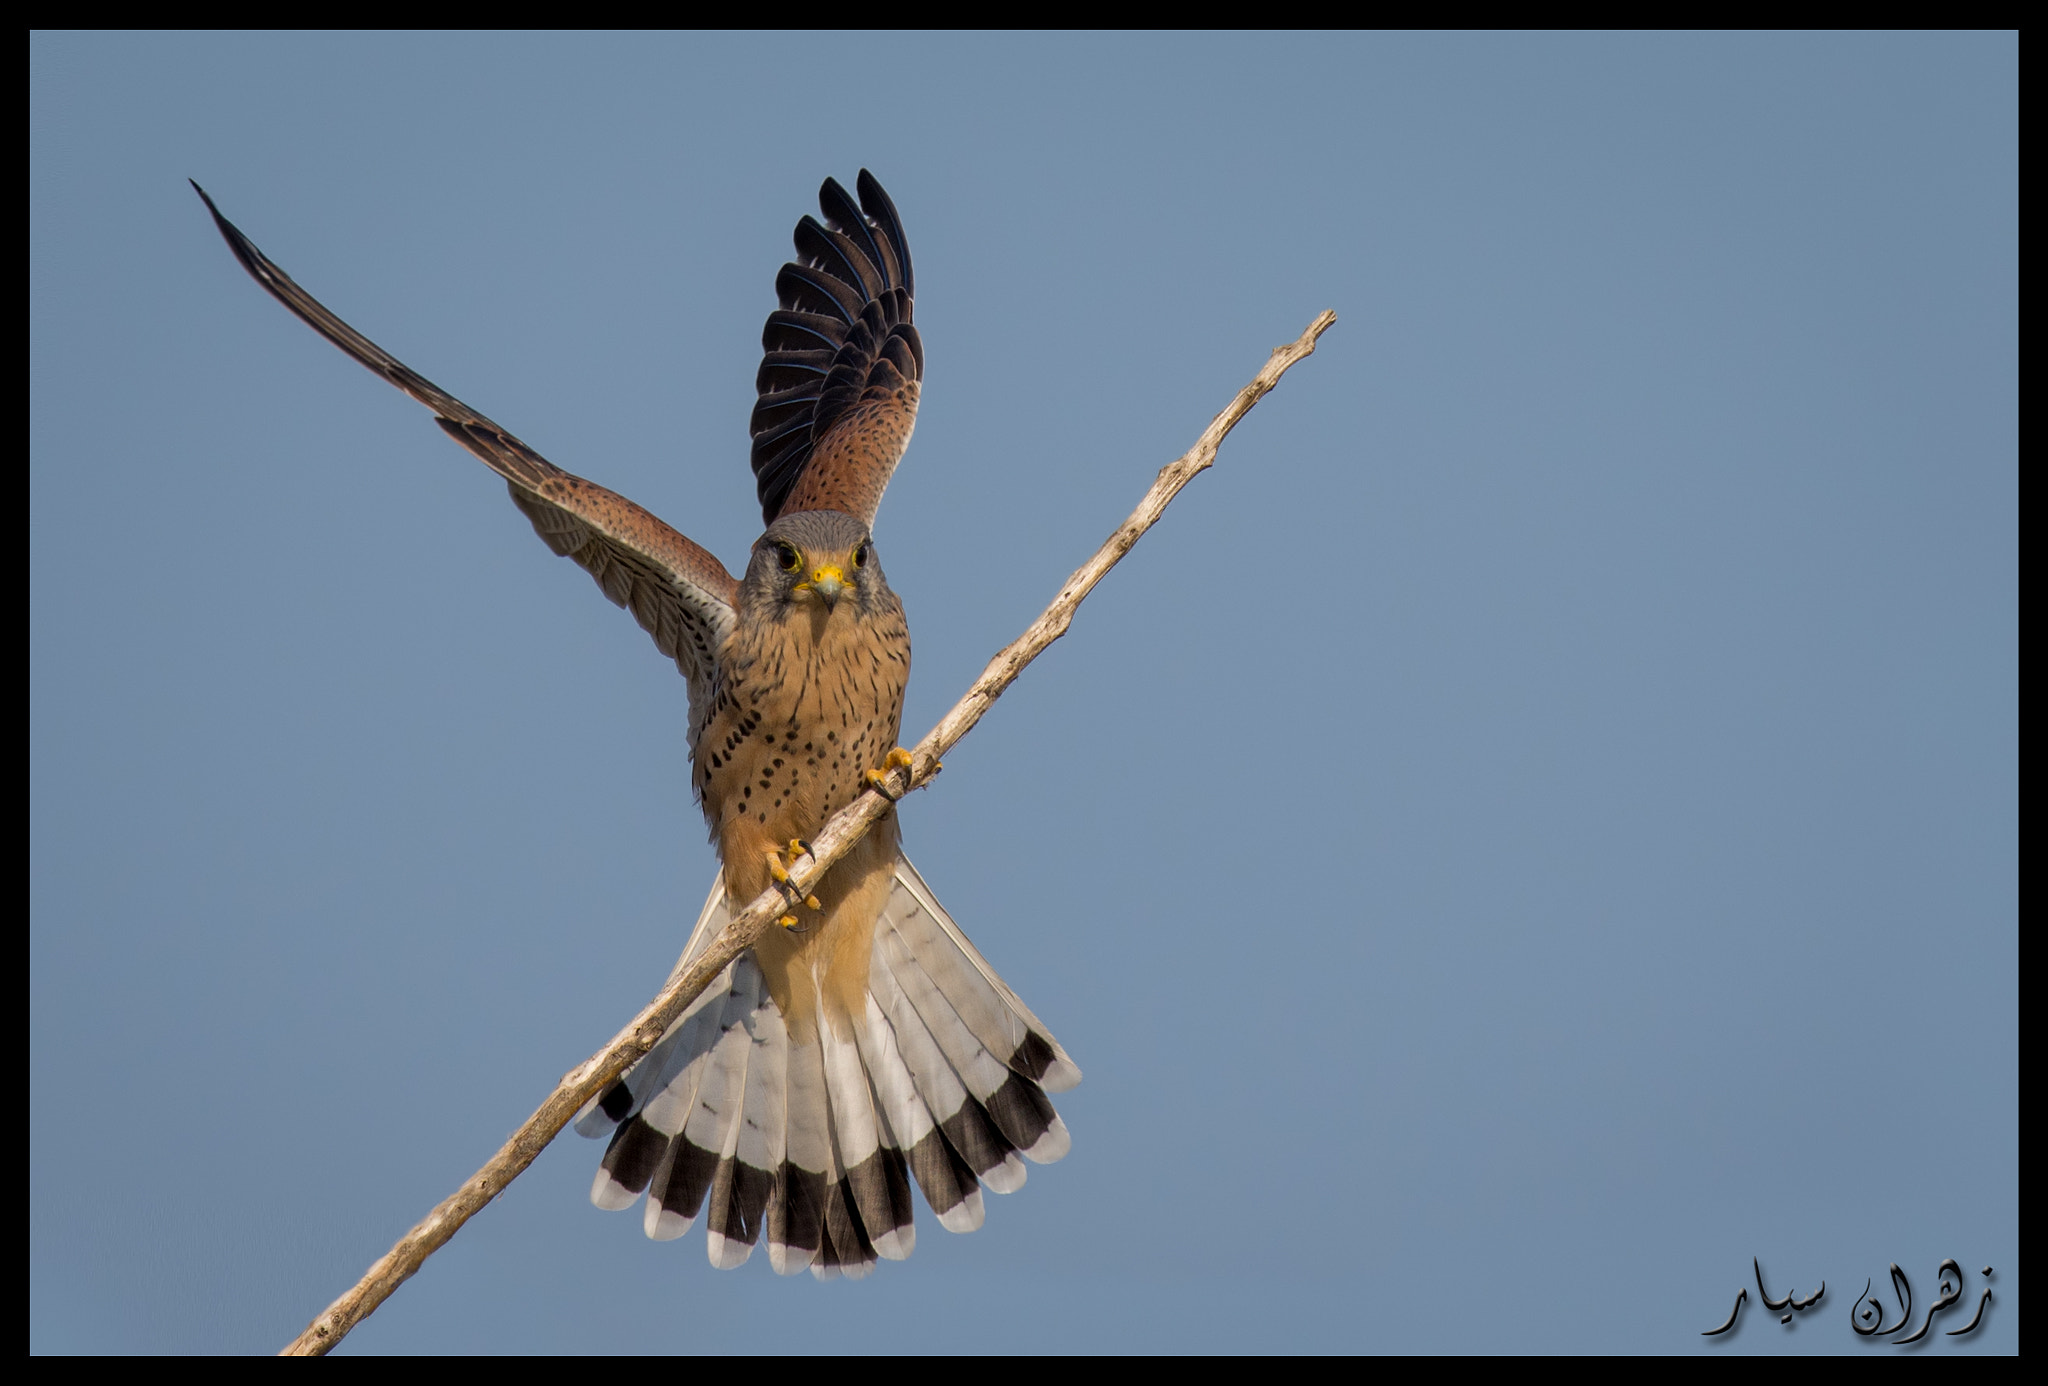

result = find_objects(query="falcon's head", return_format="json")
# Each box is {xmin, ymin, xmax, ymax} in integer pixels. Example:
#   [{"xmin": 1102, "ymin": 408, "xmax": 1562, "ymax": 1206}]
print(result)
[{"xmin": 741, "ymin": 508, "xmax": 896, "ymax": 619}]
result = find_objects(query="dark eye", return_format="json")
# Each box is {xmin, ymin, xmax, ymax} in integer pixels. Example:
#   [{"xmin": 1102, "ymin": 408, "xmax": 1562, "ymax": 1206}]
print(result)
[
  {"xmin": 853, "ymin": 542, "xmax": 870, "ymax": 569},
  {"xmin": 774, "ymin": 542, "xmax": 800, "ymax": 572}
]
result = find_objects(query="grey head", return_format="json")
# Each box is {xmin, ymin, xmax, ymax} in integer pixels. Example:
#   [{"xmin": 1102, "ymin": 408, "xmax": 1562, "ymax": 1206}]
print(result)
[{"xmin": 739, "ymin": 508, "xmax": 896, "ymax": 620}]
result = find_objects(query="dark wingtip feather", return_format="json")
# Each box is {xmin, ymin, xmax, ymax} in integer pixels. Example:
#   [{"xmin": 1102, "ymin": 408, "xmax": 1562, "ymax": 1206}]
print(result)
[
  {"xmin": 857, "ymin": 170, "xmax": 914, "ymax": 301},
  {"xmin": 190, "ymin": 182, "xmax": 272, "ymax": 287},
  {"xmin": 189, "ymin": 179, "xmax": 221, "ymax": 221},
  {"xmin": 818, "ymin": 177, "xmax": 897, "ymax": 292}
]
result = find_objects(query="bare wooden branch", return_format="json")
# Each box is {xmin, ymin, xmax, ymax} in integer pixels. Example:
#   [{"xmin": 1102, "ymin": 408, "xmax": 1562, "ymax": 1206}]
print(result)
[{"xmin": 282, "ymin": 309, "xmax": 1336, "ymax": 1356}]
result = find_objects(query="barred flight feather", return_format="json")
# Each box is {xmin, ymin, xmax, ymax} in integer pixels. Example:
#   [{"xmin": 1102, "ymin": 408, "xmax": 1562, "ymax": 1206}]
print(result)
[{"xmin": 748, "ymin": 173, "xmax": 923, "ymax": 529}]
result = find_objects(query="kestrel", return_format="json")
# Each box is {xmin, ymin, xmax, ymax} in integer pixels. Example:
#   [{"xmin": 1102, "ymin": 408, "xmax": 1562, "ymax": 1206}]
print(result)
[{"xmin": 197, "ymin": 172, "xmax": 1079, "ymax": 1279}]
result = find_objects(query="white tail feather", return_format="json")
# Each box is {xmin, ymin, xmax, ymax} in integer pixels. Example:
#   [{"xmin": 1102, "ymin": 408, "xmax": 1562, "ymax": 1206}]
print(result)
[
  {"xmin": 574, "ymin": 880, "xmax": 735, "ymax": 1140},
  {"xmin": 889, "ymin": 860, "xmax": 1083, "ymax": 1092}
]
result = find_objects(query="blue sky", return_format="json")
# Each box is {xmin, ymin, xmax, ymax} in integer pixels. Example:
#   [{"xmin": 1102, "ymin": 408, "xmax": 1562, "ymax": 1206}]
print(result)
[{"xmin": 31, "ymin": 32, "xmax": 2015, "ymax": 1353}]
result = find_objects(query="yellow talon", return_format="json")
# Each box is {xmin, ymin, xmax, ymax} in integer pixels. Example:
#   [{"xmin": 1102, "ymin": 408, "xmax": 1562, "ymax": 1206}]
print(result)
[
  {"xmin": 865, "ymin": 747, "xmax": 920, "ymax": 801},
  {"xmin": 764, "ymin": 846, "xmax": 819, "ymax": 911},
  {"xmin": 778, "ymin": 913, "xmax": 803, "ymax": 930}
]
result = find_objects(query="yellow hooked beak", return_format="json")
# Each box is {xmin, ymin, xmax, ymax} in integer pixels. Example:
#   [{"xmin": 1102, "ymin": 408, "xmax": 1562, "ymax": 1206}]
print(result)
[{"xmin": 806, "ymin": 564, "xmax": 848, "ymax": 609}]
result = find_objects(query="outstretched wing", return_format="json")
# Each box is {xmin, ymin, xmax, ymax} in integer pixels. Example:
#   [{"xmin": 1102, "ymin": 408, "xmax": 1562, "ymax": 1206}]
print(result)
[
  {"xmin": 749, "ymin": 171, "xmax": 923, "ymax": 529},
  {"xmin": 194, "ymin": 184, "xmax": 739, "ymax": 736}
]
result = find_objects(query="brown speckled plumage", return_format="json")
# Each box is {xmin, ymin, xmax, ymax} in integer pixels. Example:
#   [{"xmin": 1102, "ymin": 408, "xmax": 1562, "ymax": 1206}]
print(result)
[
  {"xmin": 700, "ymin": 509, "xmax": 910, "ymax": 898},
  {"xmin": 698, "ymin": 511, "xmax": 911, "ymax": 1060},
  {"xmin": 778, "ymin": 388, "xmax": 921, "ymax": 522}
]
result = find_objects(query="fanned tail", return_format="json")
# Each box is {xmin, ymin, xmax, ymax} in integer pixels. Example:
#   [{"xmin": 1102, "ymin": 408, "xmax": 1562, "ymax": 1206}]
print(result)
[{"xmin": 578, "ymin": 859, "xmax": 1078, "ymax": 1279}]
